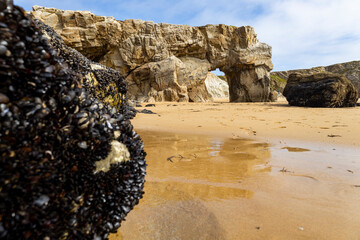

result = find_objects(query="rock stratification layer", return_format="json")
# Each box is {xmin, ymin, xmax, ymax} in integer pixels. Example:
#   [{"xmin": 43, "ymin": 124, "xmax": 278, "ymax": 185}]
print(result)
[
  {"xmin": 32, "ymin": 6, "xmax": 273, "ymax": 102},
  {"xmin": 283, "ymin": 72, "xmax": 358, "ymax": 107}
]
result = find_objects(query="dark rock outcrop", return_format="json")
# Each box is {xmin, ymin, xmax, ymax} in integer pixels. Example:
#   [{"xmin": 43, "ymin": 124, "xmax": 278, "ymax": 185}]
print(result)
[
  {"xmin": 271, "ymin": 60, "xmax": 360, "ymax": 96},
  {"xmin": 0, "ymin": 2, "xmax": 146, "ymax": 239},
  {"xmin": 32, "ymin": 6, "xmax": 274, "ymax": 102},
  {"xmin": 283, "ymin": 72, "xmax": 358, "ymax": 107}
]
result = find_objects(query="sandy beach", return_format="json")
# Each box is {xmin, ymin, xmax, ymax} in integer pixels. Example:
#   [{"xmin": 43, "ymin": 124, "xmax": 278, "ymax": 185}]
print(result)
[
  {"xmin": 132, "ymin": 98, "xmax": 360, "ymax": 147},
  {"xmin": 109, "ymin": 98, "xmax": 360, "ymax": 240}
]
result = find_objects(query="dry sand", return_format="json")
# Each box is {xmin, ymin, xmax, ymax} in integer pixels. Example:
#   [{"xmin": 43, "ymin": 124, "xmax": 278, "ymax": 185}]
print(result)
[
  {"xmin": 111, "ymin": 98, "xmax": 360, "ymax": 240},
  {"xmin": 132, "ymin": 98, "xmax": 360, "ymax": 148}
]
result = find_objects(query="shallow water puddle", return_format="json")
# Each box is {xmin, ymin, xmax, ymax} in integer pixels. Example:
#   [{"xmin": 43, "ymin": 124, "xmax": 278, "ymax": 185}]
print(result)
[{"xmin": 111, "ymin": 131, "xmax": 360, "ymax": 240}]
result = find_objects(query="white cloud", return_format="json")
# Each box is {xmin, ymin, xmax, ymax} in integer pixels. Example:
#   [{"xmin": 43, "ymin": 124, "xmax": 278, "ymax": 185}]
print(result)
[
  {"xmin": 253, "ymin": 0, "xmax": 360, "ymax": 70},
  {"xmin": 184, "ymin": 0, "xmax": 360, "ymax": 70}
]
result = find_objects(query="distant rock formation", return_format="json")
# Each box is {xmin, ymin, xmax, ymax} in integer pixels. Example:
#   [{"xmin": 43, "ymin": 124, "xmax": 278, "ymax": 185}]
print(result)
[
  {"xmin": 283, "ymin": 72, "xmax": 358, "ymax": 107},
  {"xmin": 204, "ymin": 73, "xmax": 229, "ymax": 99},
  {"xmin": 31, "ymin": 6, "xmax": 273, "ymax": 102},
  {"xmin": 271, "ymin": 60, "xmax": 360, "ymax": 96}
]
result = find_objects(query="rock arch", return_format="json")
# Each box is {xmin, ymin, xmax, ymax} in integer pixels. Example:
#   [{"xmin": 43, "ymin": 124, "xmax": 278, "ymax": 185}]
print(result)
[{"xmin": 32, "ymin": 6, "xmax": 273, "ymax": 102}]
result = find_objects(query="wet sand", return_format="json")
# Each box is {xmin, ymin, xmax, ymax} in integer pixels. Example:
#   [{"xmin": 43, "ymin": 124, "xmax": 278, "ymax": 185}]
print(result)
[
  {"xmin": 110, "ymin": 99, "xmax": 360, "ymax": 240},
  {"xmin": 131, "ymin": 98, "xmax": 360, "ymax": 148}
]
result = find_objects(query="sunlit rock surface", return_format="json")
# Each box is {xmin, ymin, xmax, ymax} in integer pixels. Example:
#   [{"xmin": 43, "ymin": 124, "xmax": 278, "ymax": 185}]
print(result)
[
  {"xmin": 32, "ymin": 6, "xmax": 273, "ymax": 102},
  {"xmin": 204, "ymin": 72, "xmax": 229, "ymax": 99}
]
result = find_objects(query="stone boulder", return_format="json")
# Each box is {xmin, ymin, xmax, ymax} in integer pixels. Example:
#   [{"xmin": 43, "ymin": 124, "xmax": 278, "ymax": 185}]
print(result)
[
  {"xmin": 283, "ymin": 72, "xmax": 358, "ymax": 107},
  {"xmin": 31, "ymin": 6, "xmax": 274, "ymax": 102},
  {"xmin": 271, "ymin": 60, "xmax": 360, "ymax": 96},
  {"xmin": 0, "ymin": 2, "xmax": 146, "ymax": 239},
  {"xmin": 204, "ymin": 73, "xmax": 229, "ymax": 99}
]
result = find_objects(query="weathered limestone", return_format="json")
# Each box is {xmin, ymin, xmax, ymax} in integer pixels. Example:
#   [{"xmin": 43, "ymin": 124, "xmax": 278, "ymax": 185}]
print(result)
[
  {"xmin": 283, "ymin": 72, "xmax": 358, "ymax": 107},
  {"xmin": 32, "ymin": 6, "xmax": 273, "ymax": 102},
  {"xmin": 204, "ymin": 73, "xmax": 229, "ymax": 99}
]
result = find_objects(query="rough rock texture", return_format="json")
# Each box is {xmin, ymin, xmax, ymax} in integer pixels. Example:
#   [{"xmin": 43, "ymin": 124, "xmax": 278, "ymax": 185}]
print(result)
[
  {"xmin": 271, "ymin": 60, "xmax": 360, "ymax": 96},
  {"xmin": 269, "ymin": 73, "xmax": 287, "ymax": 93},
  {"xmin": 0, "ymin": 2, "xmax": 146, "ymax": 239},
  {"xmin": 33, "ymin": 19, "xmax": 136, "ymax": 117},
  {"xmin": 204, "ymin": 73, "xmax": 229, "ymax": 99},
  {"xmin": 31, "ymin": 6, "xmax": 273, "ymax": 102},
  {"xmin": 125, "ymin": 56, "xmax": 212, "ymax": 102},
  {"xmin": 283, "ymin": 72, "xmax": 358, "ymax": 107}
]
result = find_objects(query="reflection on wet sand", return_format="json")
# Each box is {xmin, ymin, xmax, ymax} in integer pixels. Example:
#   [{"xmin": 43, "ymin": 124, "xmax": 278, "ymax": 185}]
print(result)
[
  {"xmin": 141, "ymin": 132, "xmax": 271, "ymax": 183},
  {"xmin": 110, "ymin": 131, "xmax": 271, "ymax": 240},
  {"xmin": 111, "ymin": 131, "xmax": 360, "ymax": 240}
]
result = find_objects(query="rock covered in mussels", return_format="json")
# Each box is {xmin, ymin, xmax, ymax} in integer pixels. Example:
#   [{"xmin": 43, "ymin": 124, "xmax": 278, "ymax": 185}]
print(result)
[
  {"xmin": 0, "ymin": 2, "xmax": 146, "ymax": 239},
  {"xmin": 33, "ymin": 19, "xmax": 136, "ymax": 119}
]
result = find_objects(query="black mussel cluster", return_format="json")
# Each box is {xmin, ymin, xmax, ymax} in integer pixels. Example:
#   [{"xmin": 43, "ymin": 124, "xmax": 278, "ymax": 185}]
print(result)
[
  {"xmin": 0, "ymin": 1, "xmax": 146, "ymax": 239},
  {"xmin": 33, "ymin": 19, "xmax": 136, "ymax": 119}
]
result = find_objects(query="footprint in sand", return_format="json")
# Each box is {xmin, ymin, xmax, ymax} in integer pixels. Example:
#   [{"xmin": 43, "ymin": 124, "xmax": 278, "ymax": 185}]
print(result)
[{"xmin": 238, "ymin": 127, "xmax": 254, "ymax": 135}]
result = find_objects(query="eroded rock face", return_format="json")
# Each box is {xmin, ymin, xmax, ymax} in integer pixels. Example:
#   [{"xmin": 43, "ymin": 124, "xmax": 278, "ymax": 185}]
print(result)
[
  {"xmin": 32, "ymin": 6, "xmax": 273, "ymax": 102},
  {"xmin": 271, "ymin": 60, "xmax": 360, "ymax": 96},
  {"xmin": 204, "ymin": 73, "xmax": 229, "ymax": 99},
  {"xmin": 0, "ymin": 2, "xmax": 146, "ymax": 239},
  {"xmin": 283, "ymin": 72, "xmax": 358, "ymax": 107}
]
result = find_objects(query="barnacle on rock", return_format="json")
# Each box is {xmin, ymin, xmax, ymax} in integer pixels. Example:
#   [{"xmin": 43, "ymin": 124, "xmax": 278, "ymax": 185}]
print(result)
[
  {"xmin": 95, "ymin": 141, "xmax": 131, "ymax": 173},
  {"xmin": 0, "ymin": 1, "xmax": 146, "ymax": 239}
]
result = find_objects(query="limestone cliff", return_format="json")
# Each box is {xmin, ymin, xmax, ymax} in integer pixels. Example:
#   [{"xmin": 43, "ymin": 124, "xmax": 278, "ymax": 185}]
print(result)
[
  {"xmin": 32, "ymin": 6, "xmax": 273, "ymax": 102},
  {"xmin": 271, "ymin": 60, "xmax": 360, "ymax": 96}
]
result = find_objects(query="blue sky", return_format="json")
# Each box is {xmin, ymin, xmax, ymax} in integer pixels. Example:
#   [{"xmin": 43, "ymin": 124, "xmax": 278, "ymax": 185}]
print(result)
[{"xmin": 15, "ymin": 0, "xmax": 360, "ymax": 72}]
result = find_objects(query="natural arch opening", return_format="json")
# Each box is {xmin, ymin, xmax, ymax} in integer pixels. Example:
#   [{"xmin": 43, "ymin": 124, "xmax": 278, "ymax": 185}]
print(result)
[{"xmin": 205, "ymin": 68, "xmax": 229, "ymax": 102}]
